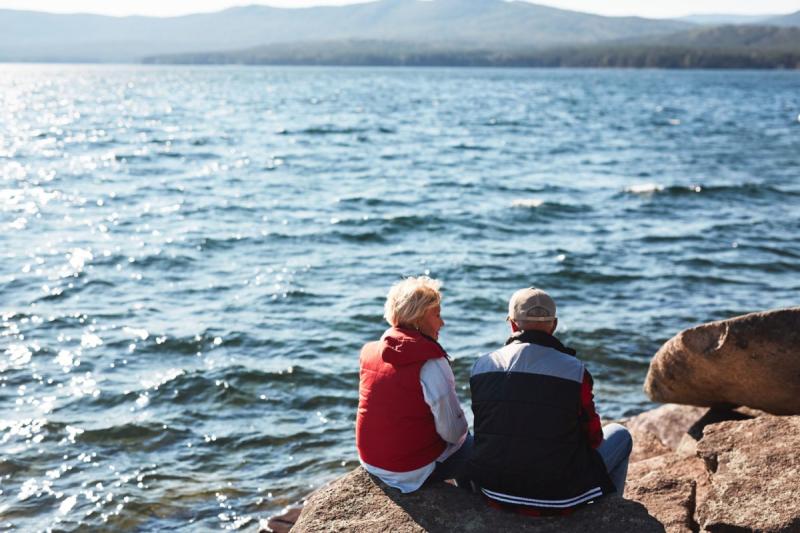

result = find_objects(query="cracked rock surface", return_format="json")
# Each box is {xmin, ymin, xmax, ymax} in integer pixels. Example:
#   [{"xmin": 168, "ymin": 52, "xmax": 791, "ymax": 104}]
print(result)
[
  {"xmin": 623, "ymin": 407, "xmax": 800, "ymax": 533},
  {"xmin": 695, "ymin": 416, "xmax": 800, "ymax": 532}
]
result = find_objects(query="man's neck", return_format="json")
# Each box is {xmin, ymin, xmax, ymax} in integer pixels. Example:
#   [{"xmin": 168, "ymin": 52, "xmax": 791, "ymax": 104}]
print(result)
[{"xmin": 506, "ymin": 329, "xmax": 576, "ymax": 356}]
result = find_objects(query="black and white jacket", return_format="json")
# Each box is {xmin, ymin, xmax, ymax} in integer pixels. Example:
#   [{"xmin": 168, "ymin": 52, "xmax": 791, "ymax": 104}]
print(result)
[{"xmin": 469, "ymin": 330, "xmax": 614, "ymax": 509}]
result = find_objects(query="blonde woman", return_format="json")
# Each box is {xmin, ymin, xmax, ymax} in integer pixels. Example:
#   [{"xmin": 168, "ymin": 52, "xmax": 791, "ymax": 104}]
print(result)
[{"xmin": 356, "ymin": 276, "xmax": 472, "ymax": 492}]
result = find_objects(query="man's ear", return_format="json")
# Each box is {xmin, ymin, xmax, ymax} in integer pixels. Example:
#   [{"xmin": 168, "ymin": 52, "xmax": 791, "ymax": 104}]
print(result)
[
  {"xmin": 510, "ymin": 320, "xmax": 520, "ymax": 333},
  {"xmin": 550, "ymin": 318, "xmax": 558, "ymax": 335}
]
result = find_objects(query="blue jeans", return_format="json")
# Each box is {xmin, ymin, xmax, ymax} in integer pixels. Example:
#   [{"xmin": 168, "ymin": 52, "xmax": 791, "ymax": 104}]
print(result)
[
  {"xmin": 427, "ymin": 432, "xmax": 474, "ymax": 486},
  {"xmin": 597, "ymin": 423, "xmax": 633, "ymax": 494}
]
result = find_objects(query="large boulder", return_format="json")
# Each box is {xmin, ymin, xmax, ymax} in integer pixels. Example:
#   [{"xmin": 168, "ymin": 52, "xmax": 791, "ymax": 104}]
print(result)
[
  {"xmin": 695, "ymin": 415, "xmax": 800, "ymax": 532},
  {"xmin": 291, "ymin": 467, "xmax": 665, "ymax": 532},
  {"xmin": 644, "ymin": 308, "xmax": 800, "ymax": 415}
]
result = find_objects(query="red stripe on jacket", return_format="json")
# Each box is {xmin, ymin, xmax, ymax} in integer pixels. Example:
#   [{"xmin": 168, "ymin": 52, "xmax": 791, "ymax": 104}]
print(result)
[{"xmin": 580, "ymin": 369, "xmax": 603, "ymax": 449}]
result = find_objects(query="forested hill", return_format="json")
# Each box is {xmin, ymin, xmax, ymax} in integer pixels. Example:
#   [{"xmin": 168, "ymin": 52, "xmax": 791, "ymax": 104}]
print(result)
[
  {"xmin": 0, "ymin": 0, "xmax": 692, "ymax": 62},
  {"xmin": 143, "ymin": 26, "xmax": 800, "ymax": 69},
  {"xmin": 622, "ymin": 24, "xmax": 800, "ymax": 50},
  {"xmin": 3, "ymin": 0, "xmax": 799, "ymax": 68},
  {"xmin": 765, "ymin": 10, "xmax": 800, "ymax": 27}
]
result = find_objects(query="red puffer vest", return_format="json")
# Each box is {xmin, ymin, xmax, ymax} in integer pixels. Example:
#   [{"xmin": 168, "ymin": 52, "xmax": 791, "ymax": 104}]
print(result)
[{"xmin": 356, "ymin": 327, "xmax": 448, "ymax": 472}]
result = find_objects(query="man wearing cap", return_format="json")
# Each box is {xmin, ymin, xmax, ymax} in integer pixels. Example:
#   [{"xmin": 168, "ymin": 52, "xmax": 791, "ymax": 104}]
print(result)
[{"xmin": 469, "ymin": 288, "xmax": 632, "ymax": 514}]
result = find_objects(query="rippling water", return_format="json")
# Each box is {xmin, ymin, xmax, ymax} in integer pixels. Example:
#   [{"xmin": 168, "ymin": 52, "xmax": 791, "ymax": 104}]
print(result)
[{"xmin": 1, "ymin": 64, "xmax": 799, "ymax": 530}]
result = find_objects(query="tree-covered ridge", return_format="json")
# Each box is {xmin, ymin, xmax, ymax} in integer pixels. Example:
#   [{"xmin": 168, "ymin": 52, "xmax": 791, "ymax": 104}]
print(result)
[
  {"xmin": 0, "ymin": 0, "xmax": 694, "ymax": 63},
  {"xmin": 2, "ymin": 0, "xmax": 799, "ymax": 67},
  {"xmin": 143, "ymin": 29, "xmax": 800, "ymax": 70},
  {"xmin": 621, "ymin": 24, "xmax": 800, "ymax": 50}
]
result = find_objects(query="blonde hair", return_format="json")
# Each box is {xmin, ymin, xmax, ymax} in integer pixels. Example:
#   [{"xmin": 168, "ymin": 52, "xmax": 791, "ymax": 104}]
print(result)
[{"xmin": 383, "ymin": 276, "xmax": 442, "ymax": 329}]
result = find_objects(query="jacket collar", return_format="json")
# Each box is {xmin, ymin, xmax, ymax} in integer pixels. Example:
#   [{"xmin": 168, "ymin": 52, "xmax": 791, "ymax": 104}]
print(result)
[
  {"xmin": 505, "ymin": 329, "xmax": 576, "ymax": 356},
  {"xmin": 380, "ymin": 327, "xmax": 448, "ymax": 365}
]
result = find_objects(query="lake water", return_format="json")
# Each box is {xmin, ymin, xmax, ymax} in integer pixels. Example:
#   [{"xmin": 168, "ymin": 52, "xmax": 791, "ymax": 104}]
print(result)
[{"xmin": 1, "ymin": 65, "xmax": 799, "ymax": 531}]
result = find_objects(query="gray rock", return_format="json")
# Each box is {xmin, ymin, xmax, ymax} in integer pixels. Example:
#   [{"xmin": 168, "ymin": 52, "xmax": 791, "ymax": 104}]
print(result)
[
  {"xmin": 291, "ymin": 467, "xmax": 665, "ymax": 532},
  {"xmin": 624, "ymin": 404, "xmax": 708, "ymax": 450},
  {"xmin": 625, "ymin": 451, "xmax": 709, "ymax": 532},
  {"xmin": 696, "ymin": 415, "xmax": 800, "ymax": 532},
  {"xmin": 280, "ymin": 408, "xmax": 800, "ymax": 532},
  {"xmin": 262, "ymin": 506, "xmax": 303, "ymax": 533},
  {"xmin": 624, "ymin": 476, "xmax": 696, "ymax": 533},
  {"xmin": 627, "ymin": 426, "xmax": 672, "ymax": 463},
  {"xmin": 644, "ymin": 308, "xmax": 800, "ymax": 415}
]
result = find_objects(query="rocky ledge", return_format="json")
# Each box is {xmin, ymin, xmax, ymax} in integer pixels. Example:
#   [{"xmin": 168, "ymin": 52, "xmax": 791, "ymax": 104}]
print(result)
[
  {"xmin": 277, "ymin": 406, "xmax": 799, "ymax": 532},
  {"xmin": 265, "ymin": 308, "xmax": 800, "ymax": 532},
  {"xmin": 290, "ymin": 467, "xmax": 661, "ymax": 532},
  {"xmin": 624, "ymin": 405, "xmax": 799, "ymax": 532}
]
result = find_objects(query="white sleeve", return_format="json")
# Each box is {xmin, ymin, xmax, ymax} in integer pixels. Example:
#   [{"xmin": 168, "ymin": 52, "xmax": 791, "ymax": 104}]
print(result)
[{"xmin": 419, "ymin": 358, "xmax": 468, "ymax": 445}]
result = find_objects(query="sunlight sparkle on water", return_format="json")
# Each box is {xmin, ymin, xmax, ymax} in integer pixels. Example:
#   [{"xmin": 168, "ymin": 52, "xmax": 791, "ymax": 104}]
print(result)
[
  {"xmin": 2, "ymin": 65, "xmax": 798, "ymax": 531},
  {"xmin": 511, "ymin": 198, "xmax": 544, "ymax": 208}
]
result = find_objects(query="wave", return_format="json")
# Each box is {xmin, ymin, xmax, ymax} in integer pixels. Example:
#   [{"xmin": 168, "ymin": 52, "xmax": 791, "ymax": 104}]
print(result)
[
  {"xmin": 291, "ymin": 126, "xmax": 370, "ymax": 136},
  {"xmin": 293, "ymin": 394, "xmax": 358, "ymax": 410},
  {"xmin": 133, "ymin": 253, "xmax": 197, "ymax": 270},
  {"xmin": 29, "ymin": 278, "xmax": 120, "ymax": 305},
  {"xmin": 511, "ymin": 198, "xmax": 544, "ymax": 208},
  {"xmin": 60, "ymin": 365, "xmax": 358, "ymax": 411},
  {"xmin": 0, "ymin": 457, "xmax": 27, "ymax": 475},
  {"xmin": 555, "ymin": 269, "xmax": 644, "ymax": 285},
  {"xmin": 638, "ymin": 234, "xmax": 707, "ymax": 244},
  {"xmin": 659, "ymin": 272, "xmax": 751, "ymax": 285},
  {"xmin": 378, "ymin": 214, "xmax": 447, "ymax": 230},
  {"xmin": 334, "ymin": 196, "xmax": 409, "ymax": 208},
  {"xmin": 217, "ymin": 365, "xmax": 356, "ymax": 389},
  {"xmin": 78, "ymin": 422, "xmax": 190, "ymax": 449},
  {"xmin": 624, "ymin": 183, "xmax": 664, "ymax": 194},
  {"xmin": 326, "ymin": 229, "xmax": 389, "ymax": 244},
  {"xmin": 744, "ymin": 243, "xmax": 800, "ymax": 260},
  {"xmin": 323, "ymin": 214, "xmax": 449, "ymax": 240},
  {"xmin": 101, "ymin": 330, "xmax": 290, "ymax": 355},
  {"xmin": 91, "ymin": 250, "xmax": 198, "ymax": 271},
  {"xmin": 0, "ymin": 276, "xmax": 39, "ymax": 297},
  {"xmin": 484, "ymin": 119, "xmax": 529, "ymax": 127},
  {"xmin": 59, "ymin": 368, "xmax": 277, "ymax": 411},
  {"xmin": 450, "ymin": 143, "xmax": 491, "ymax": 151},
  {"xmin": 179, "ymin": 203, "xmax": 262, "ymax": 217},
  {"xmin": 233, "ymin": 427, "xmax": 348, "ymax": 451},
  {"xmin": 496, "ymin": 184, "xmax": 576, "ymax": 194},
  {"xmin": 193, "ymin": 235, "xmax": 260, "ymax": 251},
  {"xmin": 677, "ymin": 257, "xmax": 800, "ymax": 275},
  {"xmin": 509, "ymin": 199, "xmax": 592, "ymax": 216},
  {"xmin": 176, "ymin": 151, "xmax": 221, "ymax": 160},
  {"xmin": 623, "ymin": 182, "xmax": 798, "ymax": 199},
  {"xmin": 113, "ymin": 153, "xmax": 153, "ymax": 162}
]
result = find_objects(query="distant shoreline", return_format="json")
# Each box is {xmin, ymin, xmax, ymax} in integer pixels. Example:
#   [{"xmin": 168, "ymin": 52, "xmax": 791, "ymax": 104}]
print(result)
[
  {"xmin": 4, "ymin": 3, "xmax": 799, "ymax": 67},
  {"xmin": 3, "ymin": 60, "xmax": 800, "ymax": 71},
  {"xmin": 139, "ymin": 44, "xmax": 800, "ymax": 70}
]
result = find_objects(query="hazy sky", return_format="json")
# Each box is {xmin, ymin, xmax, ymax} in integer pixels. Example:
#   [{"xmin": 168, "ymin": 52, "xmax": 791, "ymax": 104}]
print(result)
[{"xmin": 1, "ymin": 0, "xmax": 797, "ymax": 18}]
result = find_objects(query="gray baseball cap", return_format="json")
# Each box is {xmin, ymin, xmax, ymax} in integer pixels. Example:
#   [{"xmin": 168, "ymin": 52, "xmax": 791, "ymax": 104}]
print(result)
[{"xmin": 508, "ymin": 287, "xmax": 557, "ymax": 323}]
